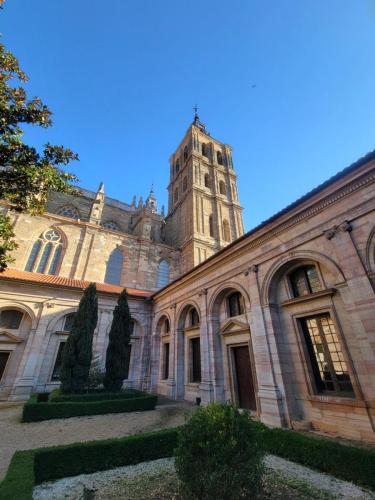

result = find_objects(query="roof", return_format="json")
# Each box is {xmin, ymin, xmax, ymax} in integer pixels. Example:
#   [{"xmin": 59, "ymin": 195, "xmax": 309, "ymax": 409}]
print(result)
[
  {"xmin": 154, "ymin": 148, "xmax": 375, "ymax": 296},
  {"xmin": 0, "ymin": 269, "xmax": 153, "ymax": 298}
]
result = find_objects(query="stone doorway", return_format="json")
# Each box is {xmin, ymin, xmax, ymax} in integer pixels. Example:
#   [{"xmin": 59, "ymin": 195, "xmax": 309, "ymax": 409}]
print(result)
[{"xmin": 232, "ymin": 345, "xmax": 256, "ymax": 411}]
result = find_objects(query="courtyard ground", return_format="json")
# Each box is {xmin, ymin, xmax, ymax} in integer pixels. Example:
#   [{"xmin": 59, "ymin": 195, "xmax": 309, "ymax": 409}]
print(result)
[{"xmin": 0, "ymin": 398, "xmax": 192, "ymax": 481}]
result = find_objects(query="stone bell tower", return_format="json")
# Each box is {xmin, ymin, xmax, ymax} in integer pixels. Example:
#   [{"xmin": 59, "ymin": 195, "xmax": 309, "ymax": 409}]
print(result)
[{"xmin": 164, "ymin": 111, "xmax": 244, "ymax": 274}]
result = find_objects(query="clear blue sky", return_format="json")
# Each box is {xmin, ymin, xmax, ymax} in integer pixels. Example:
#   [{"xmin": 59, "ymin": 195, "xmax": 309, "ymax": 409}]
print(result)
[{"xmin": 3, "ymin": 1, "xmax": 375, "ymax": 230}]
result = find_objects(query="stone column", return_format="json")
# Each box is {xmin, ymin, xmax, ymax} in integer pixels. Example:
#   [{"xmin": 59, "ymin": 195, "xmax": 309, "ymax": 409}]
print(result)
[
  {"xmin": 246, "ymin": 265, "xmax": 286, "ymax": 427},
  {"xmin": 198, "ymin": 289, "xmax": 214, "ymax": 404}
]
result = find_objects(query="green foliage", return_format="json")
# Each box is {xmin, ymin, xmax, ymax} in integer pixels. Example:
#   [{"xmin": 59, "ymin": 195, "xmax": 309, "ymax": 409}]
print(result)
[
  {"xmin": 60, "ymin": 283, "xmax": 98, "ymax": 394},
  {"xmin": 253, "ymin": 421, "xmax": 375, "ymax": 492},
  {"xmin": 33, "ymin": 428, "xmax": 178, "ymax": 483},
  {"xmin": 0, "ymin": 38, "xmax": 78, "ymax": 271},
  {"xmin": 0, "ymin": 450, "xmax": 35, "ymax": 500},
  {"xmin": 49, "ymin": 388, "xmax": 141, "ymax": 402},
  {"xmin": 175, "ymin": 403, "xmax": 264, "ymax": 500},
  {"xmin": 104, "ymin": 289, "xmax": 132, "ymax": 392},
  {"xmin": 22, "ymin": 392, "xmax": 157, "ymax": 422}
]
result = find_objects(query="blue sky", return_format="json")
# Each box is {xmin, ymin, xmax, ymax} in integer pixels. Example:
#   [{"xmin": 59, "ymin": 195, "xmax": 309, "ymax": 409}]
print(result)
[{"xmin": 3, "ymin": 1, "xmax": 375, "ymax": 230}]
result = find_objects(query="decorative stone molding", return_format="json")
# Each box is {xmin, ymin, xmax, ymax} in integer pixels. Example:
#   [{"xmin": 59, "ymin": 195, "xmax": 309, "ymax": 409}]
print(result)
[{"xmin": 324, "ymin": 220, "xmax": 352, "ymax": 239}]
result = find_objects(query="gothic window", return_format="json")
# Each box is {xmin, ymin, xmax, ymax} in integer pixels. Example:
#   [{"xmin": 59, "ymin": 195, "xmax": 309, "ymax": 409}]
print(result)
[
  {"xmin": 216, "ymin": 151, "xmax": 223, "ymax": 165},
  {"xmin": 174, "ymin": 187, "xmax": 179, "ymax": 203},
  {"xmin": 201, "ymin": 143, "xmax": 209, "ymax": 158},
  {"xmin": 156, "ymin": 260, "xmax": 170, "ymax": 288},
  {"xmin": 223, "ymin": 219, "xmax": 230, "ymax": 242},
  {"xmin": 219, "ymin": 180, "xmax": 226, "ymax": 195},
  {"xmin": 25, "ymin": 229, "xmax": 63, "ymax": 275},
  {"xmin": 290, "ymin": 265, "xmax": 322, "ymax": 297},
  {"xmin": 175, "ymin": 159, "xmax": 180, "ymax": 173},
  {"xmin": 183, "ymin": 176, "xmax": 188, "ymax": 192},
  {"xmin": 208, "ymin": 214, "xmax": 214, "ymax": 237},
  {"xmin": 300, "ymin": 314, "xmax": 354, "ymax": 396},
  {"xmin": 204, "ymin": 174, "xmax": 210, "ymax": 188},
  {"xmin": 190, "ymin": 337, "xmax": 201, "ymax": 383},
  {"xmin": 102, "ymin": 220, "xmax": 119, "ymax": 231},
  {"xmin": 162, "ymin": 342, "xmax": 170, "ymax": 379},
  {"xmin": 0, "ymin": 310, "xmax": 23, "ymax": 329},
  {"xmin": 56, "ymin": 205, "xmax": 79, "ymax": 219},
  {"xmin": 227, "ymin": 292, "xmax": 244, "ymax": 317},
  {"xmin": 104, "ymin": 248, "xmax": 123, "ymax": 285},
  {"xmin": 183, "ymin": 146, "xmax": 188, "ymax": 162},
  {"xmin": 190, "ymin": 307, "xmax": 200, "ymax": 326}
]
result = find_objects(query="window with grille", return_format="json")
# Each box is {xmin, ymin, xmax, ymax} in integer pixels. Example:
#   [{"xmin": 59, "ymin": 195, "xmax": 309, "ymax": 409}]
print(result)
[
  {"xmin": 190, "ymin": 337, "xmax": 201, "ymax": 383},
  {"xmin": 290, "ymin": 265, "xmax": 322, "ymax": 297},
  {"xmin": 162, "ymin": 343, "xmax": 170, "ymax": 379},
  {"xmin": 300, "ymin": 314, "xmax": 354, "ymax": 396},
  {"xmin": 0, "ymin": 310, "xmax": 23, "ymax": 329},
  {"xmin": 25, "ymin": 229, "xmax": 63, "ymax": 275},
  {"xmin": 104, "ymin": 248, "xmax": 123, "ymax": 285},
  {"xmin": 56, "ymin": 205, "xmax": 79, "ymax": 219},
  {"xmin": 227, "ymin": 292, "xmax": 244, "ymax": 317},
  {"xmin": 156, "ymin": 260, "xmax": 170, "ymax": 288},
  {"xmin": 51, "ymin": 342, "xmax": 66, "ymax": 381}
]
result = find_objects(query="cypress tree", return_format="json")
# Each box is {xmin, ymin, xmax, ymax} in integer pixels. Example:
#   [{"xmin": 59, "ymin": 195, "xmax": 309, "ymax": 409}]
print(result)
[
  {"xmin": 104, "ymin": 289, "xmax": 132, "ymax": 392},
  {"xmin": 60, "ymin": 283, "xmax": 98, "ymax": 394}
]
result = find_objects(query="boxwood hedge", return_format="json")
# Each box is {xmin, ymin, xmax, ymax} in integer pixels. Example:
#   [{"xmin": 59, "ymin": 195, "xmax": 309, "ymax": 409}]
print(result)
[
  {"xmin": 48, "ymin": 388, "xmax": 141, "ymax": 403},
  {"xmin": 22, "ymin": 392, "xmax": 157, "ymax": 422}
]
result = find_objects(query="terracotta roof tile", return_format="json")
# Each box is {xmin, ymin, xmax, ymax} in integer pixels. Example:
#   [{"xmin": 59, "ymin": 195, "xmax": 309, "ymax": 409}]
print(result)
[{"xmin": 0, "ymin": 268, "xmax": 153, "ymax": 298}]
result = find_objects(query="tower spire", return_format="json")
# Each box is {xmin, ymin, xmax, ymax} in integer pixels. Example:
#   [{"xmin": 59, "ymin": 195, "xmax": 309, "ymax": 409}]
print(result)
[{"xmin": 193, "ymin": 104, "xmax": 199, "ymax": 125}]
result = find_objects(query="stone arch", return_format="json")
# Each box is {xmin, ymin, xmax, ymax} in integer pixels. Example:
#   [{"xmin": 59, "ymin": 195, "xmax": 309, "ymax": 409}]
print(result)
[
  {"xmin": 46, "ymin": 307, "xmax": 78, "ymax": 333},
  {"xmin": 0, "ymin": 302, "xmax": 37, "ymax": 330},
  {"xmin": 176, "ymin": 300, "xmax": 201, "ymax": 329},
  {"xmin": 260, "ymin": 250, "xmax": 347, "ymax": 306},
  {"xmin": 208, "ymin": 281, "xmax": 251, "ymax": 318},
  {"xmin": 365, "ymin": 226, "xmax": 375, "ymax": 273}
]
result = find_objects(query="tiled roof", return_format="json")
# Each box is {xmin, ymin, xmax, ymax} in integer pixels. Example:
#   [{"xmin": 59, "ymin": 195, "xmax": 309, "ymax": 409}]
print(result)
[{"xmin": 0, "ymin": 268, "xmax": 153, "ymax": 298}]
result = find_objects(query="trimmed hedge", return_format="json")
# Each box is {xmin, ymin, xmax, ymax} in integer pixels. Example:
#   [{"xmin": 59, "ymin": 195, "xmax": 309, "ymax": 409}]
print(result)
[
  {"xmin": 34, "ymin": 427, "xmax": 179, "ymax": 483},
  {"xmin": 22, "ymin": 393, "xmax": 157, "ymax": 422},
  {"xmin": 49, "ymin": 388, "xmax": 141, "ymax": 403},
  {"xmin": 0, "ymin": 428, "xmax": 178, "ymax": 500},
  {"xmin": 254, "ymin": 421, "xmax": 375, "ymax": 491}
]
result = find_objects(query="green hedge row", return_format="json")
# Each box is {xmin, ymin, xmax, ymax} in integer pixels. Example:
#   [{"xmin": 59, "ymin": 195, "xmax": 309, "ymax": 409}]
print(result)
[
  {"xmin": 22, "ymin": 393, "xmax": 157, "ymax": 422},
  {"xmin": 254, "ymin": 421, "xmax": 375, "ymax": 491},
  {"xmin": 0, "ymin": 428, "xmax": 178, "ymax": 500},
  {"xmin": 48, "ymin": 388, "xmax": 141, "ymax": 403}
]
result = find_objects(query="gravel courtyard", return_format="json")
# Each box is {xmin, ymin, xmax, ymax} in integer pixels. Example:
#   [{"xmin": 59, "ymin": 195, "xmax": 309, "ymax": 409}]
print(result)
[{"xmin": 0, "ymin": 400, "xmax": 191, "ymax": 480}]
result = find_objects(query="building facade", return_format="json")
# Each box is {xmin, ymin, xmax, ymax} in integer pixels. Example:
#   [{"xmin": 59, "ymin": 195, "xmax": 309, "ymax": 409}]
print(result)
[{"xmin": 0, "ymin": 117, "xmax": 374, "ymax": 443}]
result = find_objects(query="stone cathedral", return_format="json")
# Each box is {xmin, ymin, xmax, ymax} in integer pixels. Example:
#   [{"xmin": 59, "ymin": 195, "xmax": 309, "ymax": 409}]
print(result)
[{"xmin": 0, "ymin": 114, "xmax": 375, "ymax": 443}]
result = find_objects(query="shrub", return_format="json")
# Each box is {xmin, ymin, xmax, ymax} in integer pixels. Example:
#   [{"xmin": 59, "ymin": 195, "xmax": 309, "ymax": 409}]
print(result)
[
  {"xmin": 22, "ymin": 393, "xmax": 157, "ymax": 422},
  {"xmin": 48, "ymin": 388, "xmax": 140, "ymax": 403},
  {"xmin": 60, "ymin": 283, "xmax": 98, "ymax": 394},
  {"xmin": 175, "ymin": 403, "xmax": 264, "ymax": 499},
  {"xmin": 104, "ymin": 289, "xmax": 132, "ymax": 392}
]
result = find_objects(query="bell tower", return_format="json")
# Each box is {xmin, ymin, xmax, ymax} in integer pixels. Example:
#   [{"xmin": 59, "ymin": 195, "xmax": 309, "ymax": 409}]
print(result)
[{"xmin": 164, "ymin": 111, "xmax": 244, "ymax": 273}]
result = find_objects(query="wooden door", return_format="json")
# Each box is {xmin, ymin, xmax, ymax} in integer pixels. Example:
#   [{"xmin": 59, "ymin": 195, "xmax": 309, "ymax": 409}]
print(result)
[
  {"xmin": 232, "ymin": 346, "xmax": 256, "ymax": 411},
  {"xmin": 0, "ymin": 352, "xmax": 10, "ymax": 381}
]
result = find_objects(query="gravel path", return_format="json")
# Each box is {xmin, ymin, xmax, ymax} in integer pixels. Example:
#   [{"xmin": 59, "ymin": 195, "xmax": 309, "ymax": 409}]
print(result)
[
  {"xmin": 0, "ymin": 402, "xmax": 190, "ymax": 481},
  {"xmin": 33, "ymin": 456, "xmax": 375, "ymax": 500}
]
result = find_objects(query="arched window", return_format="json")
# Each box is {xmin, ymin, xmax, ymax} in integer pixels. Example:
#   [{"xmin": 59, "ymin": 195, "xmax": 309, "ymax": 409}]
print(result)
[
  {"xmin": 104, "ymin": 248, "xmax": 123, "ymax": 285},
  {"xmin": 175, "ymin": 159, "xmax": 180, "ymax": 173},
  {"xmin": 162, "ymin": 317, "xmax": 170, "ymax": 334},
  {"xmin": 56, "ymin": 205, "xmax": 79, "ymax": 219},
  {"xmin": 183, "ymin": 176, "xmax": 188, "ymax": 192},
  {"xmin": 102, "ymin": 220, "xmax": 119, "ymax": 232},
  {"xmin": 204, "ymin": 174, "xmax": 210, "ymax": 188},
  {"xmin": 183, "ymin": 146, "xmax": 188, "ymax": 162},
  {"xmin": 201, "ymin": 143, "xmax": 209, "ymax": 158},
  {"xmin": 209, "ymin": 214, "xmax": 214, "ymax": 237},
  {"xmin": 223, "ymin": 219, "xmax": 230, "ymax": 242},
  {"xmin": 219, "ymin": 180, "xmax": 226, "ymax": 195},
  {"xmin": 227, "ymin": 291, "xmax": 244, "ymax": 317},
  {"xmin": 174, "ymin": 187, "xmax": 179, "ymax": 203},
  {"xmin": 63, "ymin": 313, "xmax": 76, "ymax": 332},
  {"xmin": 190, "ymin": 308, "xmax": 200, "ymax": 326},
  {"xmin": 216, "ymin": 151, "xmax": 223, "ymax": 165},
  {"xmin": 0, "ymin": 309, "xmax": 23, "ymax": 329},
  {"xmin": 25, "ymin": 229, "xmax": 63, "ymax": 275},
  {"xmin": 289, "ymin": 265, "xmax": 322, "ymax": 297},
  {"xmin": 156, "ymin": 260, "xmax": 170, "ymax": 288}
]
